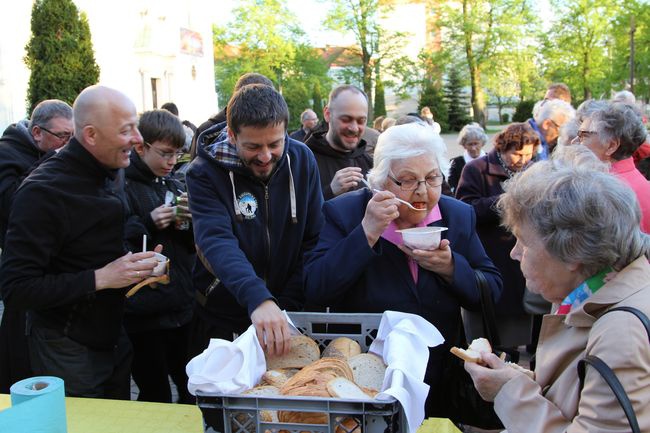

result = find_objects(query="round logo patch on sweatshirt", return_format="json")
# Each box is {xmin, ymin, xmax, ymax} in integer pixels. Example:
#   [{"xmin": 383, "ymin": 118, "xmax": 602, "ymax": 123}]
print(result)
[{"xmin": 237, "ymin": 192, "xmax": 258, "ymax": 219}]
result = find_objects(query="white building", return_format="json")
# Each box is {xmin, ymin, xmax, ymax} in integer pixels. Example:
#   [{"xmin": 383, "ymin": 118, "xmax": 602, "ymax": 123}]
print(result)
[{"xmin": 0, "ymin": 0, "xmax": 217, "ymax": 130}]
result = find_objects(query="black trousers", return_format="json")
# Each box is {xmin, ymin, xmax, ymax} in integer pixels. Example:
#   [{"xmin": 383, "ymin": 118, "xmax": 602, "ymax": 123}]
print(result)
[
  {"xmin": 28, "ymin": 323, "xmax": 132, "ymax": 399},
  {"xmin": 0, "ymin": 307, "xmax": 32, "ymax": 393},
  {"xmin": 128, "ymin": 324, "xmax": 193, "ymax": 404}
]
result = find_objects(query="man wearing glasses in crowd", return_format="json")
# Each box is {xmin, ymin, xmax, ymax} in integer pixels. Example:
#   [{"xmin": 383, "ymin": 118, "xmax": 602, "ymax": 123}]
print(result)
[
  {"xmin": 0, "ymin": 99, "xmax": 73, "ymax": 246},
  {"xmin": 0, "ymin": 99, "xmax": 72, "ymax": 393}
]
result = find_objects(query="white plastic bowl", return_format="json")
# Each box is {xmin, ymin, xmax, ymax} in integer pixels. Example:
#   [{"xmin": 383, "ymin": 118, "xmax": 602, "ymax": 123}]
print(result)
[
  {"xmin": 397, "ymin": 226, "xmax": 448, "ymax": 250},
  {"xmin": 139, "ymin": 252, "xmax": 168, "ymax": 277}
]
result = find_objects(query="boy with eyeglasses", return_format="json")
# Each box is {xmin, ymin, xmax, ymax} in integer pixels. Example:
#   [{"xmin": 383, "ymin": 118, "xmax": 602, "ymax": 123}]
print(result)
[{"xmin": 122, "ymin": 109, "xmax": 195, "ymax": 403}]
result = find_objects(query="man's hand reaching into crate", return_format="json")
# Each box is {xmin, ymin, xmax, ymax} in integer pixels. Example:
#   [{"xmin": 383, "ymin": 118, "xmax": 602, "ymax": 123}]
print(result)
[{"xmin": 251, "ymin": 300, "xmax": 292, "ymax": 357}]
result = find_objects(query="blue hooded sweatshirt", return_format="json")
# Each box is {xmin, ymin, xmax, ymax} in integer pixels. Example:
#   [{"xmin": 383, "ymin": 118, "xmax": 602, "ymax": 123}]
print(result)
[{"xmin": 186, "ymin": 122, "xmax": 323, "ymax": 332}]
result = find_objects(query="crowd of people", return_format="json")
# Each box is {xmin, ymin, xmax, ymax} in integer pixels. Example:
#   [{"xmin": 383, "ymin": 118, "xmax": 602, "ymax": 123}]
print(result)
[{"xmin": 0, "ymin": 74, "xmax": 649, "ymax": 432}]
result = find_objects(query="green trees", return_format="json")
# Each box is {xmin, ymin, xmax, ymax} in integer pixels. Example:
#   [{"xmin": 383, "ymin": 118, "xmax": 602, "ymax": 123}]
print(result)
[
  {"xmin": 24, "ymin": 0, "xmax": 99, "ymax": 114},
  {"xmin": 419, "ymin": 81, "xmax": 449, "ymax": 132},
  {"xmin": 444, "ymin": 68, "xmax": 471, "ymax": 131},
  {"xmin": 213, "ymin": 0, "xmax": 331, "ymax": 130},
  {"xmin": 437, "ymin": 0, "xmax": 536, "ymax": 127},
  {"xmin": 540, "ymin": 0, "xmax": 619, "ymax": 101}
]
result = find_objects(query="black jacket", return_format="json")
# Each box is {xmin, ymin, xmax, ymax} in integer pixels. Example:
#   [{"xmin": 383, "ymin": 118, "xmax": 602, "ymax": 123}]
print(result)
[
  {"xmin": 0, "ymin": 121, "xmax": 48, "ymax": 248},
  {"xmin": 448, "ymin": 155, "xmax": 466, "ymax": 192},
  {"xmin": 190, "ymin": 109, "xmax": 226, "ymax": 160},
  {"xmin": 455, "ymin": 150, "xmax": 527, "ymax": 316},
  {"xmin": 0, "ymin": 138, "xmax": 129, "ymax": 349},
  {"xmin": 289, "ymin": 128, "xmax": 307, "ymax": 143},
  {"xmin": 123, "ymin": 153, "xmax": 195, "ymax": 333},
  {"xmin": 304, "ymin": 123, "xmax": 373, "ymax": 200}
]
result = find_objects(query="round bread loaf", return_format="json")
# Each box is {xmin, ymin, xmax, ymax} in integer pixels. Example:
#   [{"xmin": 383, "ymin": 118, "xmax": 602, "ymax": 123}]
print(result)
[
  {"xmin": 266, "ymin": 335, "xmax": 320, "ymax": 370},
  {"xmin": 322, "ymin": 337, "xmax": 362, "ymax": 360}
]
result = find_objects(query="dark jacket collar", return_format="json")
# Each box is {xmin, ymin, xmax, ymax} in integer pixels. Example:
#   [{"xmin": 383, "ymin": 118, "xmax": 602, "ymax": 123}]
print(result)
[
  {"xmin": 485, "ymin": 149, "xmax": 509, "ymax": 179},
  {"xmin": 60, "ymin": 138, "xmax": 119, "ymax": 182},
  {"xmin": 126, "ymin": 151, "xmax": 158, "ymax": 183}
]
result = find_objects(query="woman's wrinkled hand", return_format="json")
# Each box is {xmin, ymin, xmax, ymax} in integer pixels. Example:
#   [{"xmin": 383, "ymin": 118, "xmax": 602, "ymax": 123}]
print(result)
[
  {"xmin": 362, "ymin": 191, "xmax": 400, "ymax": 247},
  {"xmin": 399, "ymin": 238, "xmax": 454, "ymax": 282},
  {"xmin": 464, "ymin": 352, "xmax": 520, "ymax": 402}
]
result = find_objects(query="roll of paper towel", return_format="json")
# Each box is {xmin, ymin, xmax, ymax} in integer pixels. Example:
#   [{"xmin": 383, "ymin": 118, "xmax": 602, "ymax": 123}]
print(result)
[{"xmin": 0, "ymin": 376, "xmax": 67, "ymax": 433}]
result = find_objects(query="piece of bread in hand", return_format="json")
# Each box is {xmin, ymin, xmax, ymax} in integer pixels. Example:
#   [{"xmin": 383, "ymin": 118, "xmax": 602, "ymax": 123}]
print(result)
[
  {"xmin": 347, "ymin": 353, "xmax": 386, "ymax": 391},
  {"xmin": 505, "ymin": 361, "xmax": 535, "ymax": 379},
  {"xmin": 450, "ymin": 337, "xmax": 492, "ymax": 363},
  {"xmin": 266, "ymin": 335, "xmax": 320, "ymax": 370},
  {"xmin": 322, "ymin": 337, "xmax": 362, "ymax": 360},
  {"xmin": 327, "ymin": 377, "xmax": 373, "ymax": 400}
]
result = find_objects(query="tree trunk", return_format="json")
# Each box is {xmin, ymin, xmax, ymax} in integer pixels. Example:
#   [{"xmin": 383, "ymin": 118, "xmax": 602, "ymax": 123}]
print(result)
[
  {"xmin": 582, "ymin": 50, "xmax": 590, "ymax": 101},
  {"xmin": 362, "ymin": 49, "xmax": 373, "ymax": 122},
  {"xmin": 470, "ymin": 65, "xmax": 486, "ymax": 127}
]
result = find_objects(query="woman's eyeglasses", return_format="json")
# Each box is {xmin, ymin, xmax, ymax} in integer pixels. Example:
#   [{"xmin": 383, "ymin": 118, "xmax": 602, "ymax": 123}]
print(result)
[
  {"xmin": 144, "ymin": 141, "xmax": 184, "ymax": 160},
  {"xmin": 576, "ymin": 130, "xmax": 597, "ymax": 143},
  {"xmin": 388, "ymin": 173, "xmax": 443, "ymax": 191}
]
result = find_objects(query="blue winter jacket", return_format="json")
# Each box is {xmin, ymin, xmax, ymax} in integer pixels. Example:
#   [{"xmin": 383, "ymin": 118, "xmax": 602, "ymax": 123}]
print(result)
[
  {"xmin": 186, "ymin": 123, "xmax": 324, "ymax": 332},
  {"xmin": 304, "ymin": 189, "xmax": 502, "ymax": 414}
]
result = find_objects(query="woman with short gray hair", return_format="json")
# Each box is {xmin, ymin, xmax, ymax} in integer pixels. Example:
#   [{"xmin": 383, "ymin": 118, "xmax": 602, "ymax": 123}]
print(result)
[
  {"xmin": 464, "ymin": 158, "xmax": 650, "ymax": 432},
  {"xmin": 305, "ymin": 122, "xmax": 502, "ymax": 417},
  {"xmin": 574, "ymin": 102, "xmax": 650, "ymax": 233},
  {"xmin": 448, "ymin": 123, "xmax": 488, "ymax": 191}
]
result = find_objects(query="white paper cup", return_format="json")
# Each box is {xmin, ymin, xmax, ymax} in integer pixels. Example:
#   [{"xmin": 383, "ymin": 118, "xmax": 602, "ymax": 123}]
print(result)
[
  {"xmin": 397, "ymin": 227, "xmax": 448, "ymax": 250},
  {"xmin": 139, "ymin": 252, "xmax": 168, "ymax": 277}
]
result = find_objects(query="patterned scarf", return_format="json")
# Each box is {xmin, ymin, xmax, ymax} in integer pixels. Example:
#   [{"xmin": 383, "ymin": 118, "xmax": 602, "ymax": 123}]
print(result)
[
  {"xmin": 556, "ymin": 267, "xmax": 616, "ymax": 315},
  {"xmin": 496, "ymin": 151, "xmax": 517, "ymax": 178}
]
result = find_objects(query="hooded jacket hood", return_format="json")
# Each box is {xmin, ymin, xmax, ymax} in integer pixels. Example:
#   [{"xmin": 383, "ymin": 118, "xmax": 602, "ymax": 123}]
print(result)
[{"xmin": 195, "ymin": 120, "xmax": 297, "ymax": 223}]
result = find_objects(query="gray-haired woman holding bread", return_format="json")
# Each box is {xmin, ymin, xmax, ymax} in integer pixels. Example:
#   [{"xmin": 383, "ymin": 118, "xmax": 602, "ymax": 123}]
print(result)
[{"xmin": 464, "ymin": 150, "xmax": 650, "ymax": 432}]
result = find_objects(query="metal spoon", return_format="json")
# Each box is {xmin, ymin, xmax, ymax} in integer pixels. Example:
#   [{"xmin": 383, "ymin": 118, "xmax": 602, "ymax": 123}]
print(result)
[{"xmin": 360, "ymin": 178, "xmax": 427, "ymax": 212}]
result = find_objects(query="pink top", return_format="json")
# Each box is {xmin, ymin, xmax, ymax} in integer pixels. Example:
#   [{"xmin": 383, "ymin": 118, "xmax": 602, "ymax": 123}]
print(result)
[
  {"xmin": 380, "ymin": 205, "xmax": 443, "ymax": 283},
  {"xmin": 611, "ymin": 157, "xmax": 650, "ymax": 233}
]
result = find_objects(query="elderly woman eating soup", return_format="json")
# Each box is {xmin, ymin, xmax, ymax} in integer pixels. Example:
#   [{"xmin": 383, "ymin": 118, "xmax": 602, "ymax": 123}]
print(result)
[
  {"xmin": 305, "ymin": 123, "xmax": 503, "ymax": 416},
  {"xmin": 465, "ymin": 154, "xmax": 650, "ymax": 432}
]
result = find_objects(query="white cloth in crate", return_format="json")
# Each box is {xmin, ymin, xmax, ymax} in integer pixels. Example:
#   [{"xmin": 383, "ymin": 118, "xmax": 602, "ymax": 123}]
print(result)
[
  {"xmin": 370, "ymin": 311, "xmax": 444, "ymax": 433},
  {"xmin": 186, "ymin": 325, "xmax": 266, "ymax": 395}
]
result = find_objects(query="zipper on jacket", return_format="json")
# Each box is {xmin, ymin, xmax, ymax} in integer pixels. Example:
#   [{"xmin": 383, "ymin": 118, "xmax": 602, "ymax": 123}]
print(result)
[{"xmin": 263, "ymin": 184, "xmax": 271, "ymax": 284}]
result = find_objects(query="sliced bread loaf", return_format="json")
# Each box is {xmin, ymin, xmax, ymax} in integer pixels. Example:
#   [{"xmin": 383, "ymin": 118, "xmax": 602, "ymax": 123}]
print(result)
[
  {"xmin": 327, "ymin": 377, "xmax": 373, "ymax": 400},
  {"xmin": 347, "ymin": 353, "xmax": 386, "ymax": 391},
  {"xmin": 266, "ymin": 335, "xmax": 320, "ymax": 370}
]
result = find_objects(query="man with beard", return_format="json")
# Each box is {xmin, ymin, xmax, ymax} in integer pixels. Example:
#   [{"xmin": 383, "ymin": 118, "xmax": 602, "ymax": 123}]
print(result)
[
  {"xmin": 185, "ymin": 84, "xmax": 323, "ymax": 358},
  {"xmin": 305, "ymin": 85, "xmax": 373, "ymax": 200}
]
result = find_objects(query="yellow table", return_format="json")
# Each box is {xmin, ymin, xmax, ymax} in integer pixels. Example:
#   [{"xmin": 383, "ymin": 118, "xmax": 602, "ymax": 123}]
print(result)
[
  {"xmin": 417, "ymin": 418, "xmax": 462, "ymax": 433},
  {"xmin": 0, "ymin": 394, "xmax": 203, "ymax": 433},
  {"xmin": 2, "ymin": 394, "xmax": 460, "ymax": 433}
]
